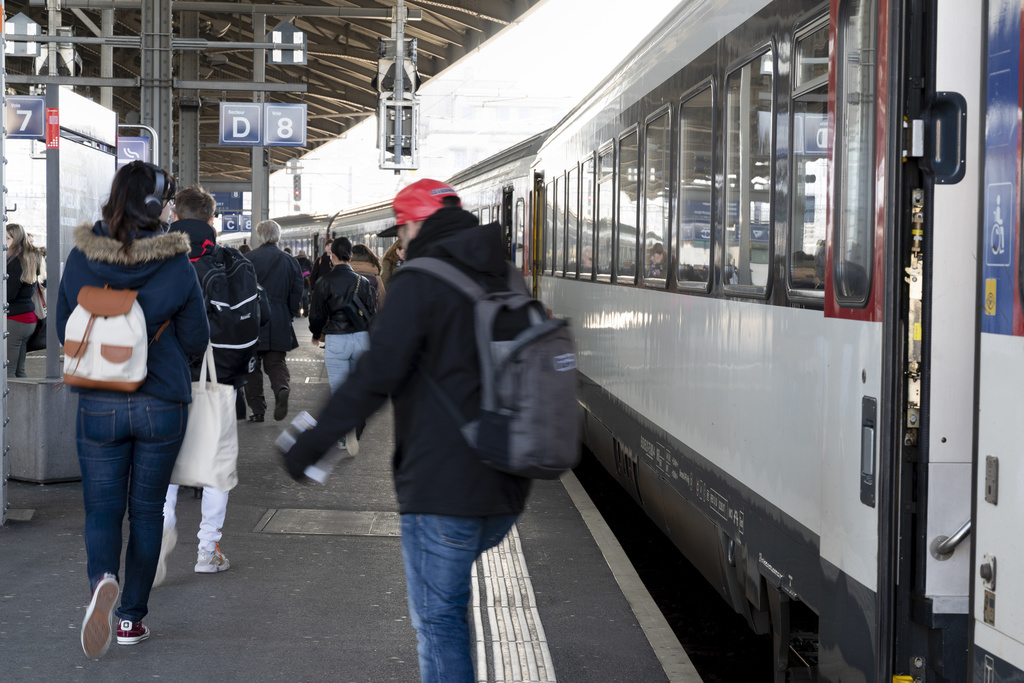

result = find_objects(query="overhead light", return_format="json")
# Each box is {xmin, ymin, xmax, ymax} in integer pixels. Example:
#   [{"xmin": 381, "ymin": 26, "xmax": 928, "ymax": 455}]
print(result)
[{"xmin": 205, "ymin": 53, "xmax": 229, "ymax": 67}]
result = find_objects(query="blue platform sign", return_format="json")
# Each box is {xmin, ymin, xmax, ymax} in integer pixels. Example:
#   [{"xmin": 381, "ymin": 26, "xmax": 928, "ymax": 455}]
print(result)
[
  {"xmin": 212, "ymin": 192, "xmax": 243, "ymax": 214},
  {"xmin": 117, "ymin": 136, "xmax": 151, "ymax": 169},
  {"xmin": 264, "ymin": 103, "xmax": 307, "ymax": 147},
  {"xmin": 221, "ymin": 214, "xmax": 251, "ymax": 233},
  {"xmin": 219, "ymin": 103, "xmax": 263, "ymax": 146},
  {"xmin": 5, "ymin": 95, "xmax": 45, "ymax": 139}
]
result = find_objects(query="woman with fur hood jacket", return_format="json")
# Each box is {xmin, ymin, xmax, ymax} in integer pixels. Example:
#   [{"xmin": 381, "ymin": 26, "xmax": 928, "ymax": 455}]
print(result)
[{"xmin": 56, "ymin": 161, "xmax": 209, "ymax": 660}]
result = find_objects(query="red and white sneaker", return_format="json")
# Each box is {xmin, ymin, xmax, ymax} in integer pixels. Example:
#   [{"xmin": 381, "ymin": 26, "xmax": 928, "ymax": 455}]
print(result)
[
  {"xmin": 81, "ymin": 573, "xmax": 119, "ymax": 659},
  {"xmin": 116, "ymin": 619, "xmax": 151, "ymax": 645}
]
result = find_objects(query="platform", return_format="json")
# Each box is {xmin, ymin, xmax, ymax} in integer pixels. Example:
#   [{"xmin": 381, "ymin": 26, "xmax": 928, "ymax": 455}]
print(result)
[{"xmin": 0, "ymin": 333, "xmax": 699, "ymax": 682}]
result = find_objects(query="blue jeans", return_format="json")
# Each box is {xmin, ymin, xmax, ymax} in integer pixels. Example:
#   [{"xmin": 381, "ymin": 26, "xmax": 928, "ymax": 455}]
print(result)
[
  {"xmin": 400, "ymin": 513, "xmax": 518, "ymax": 683},
  {"xmin": 77, "ymin": 392, "xmax": 187, "ymax": 623},
  {"xmin": 323, "ymin": 331, "xmax": 370, "ymax": 392}
]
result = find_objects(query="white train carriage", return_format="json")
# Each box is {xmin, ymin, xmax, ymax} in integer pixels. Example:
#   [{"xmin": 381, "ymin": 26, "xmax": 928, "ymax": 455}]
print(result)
[{"xmin": 525, "ymin": 0, "xmax": 1008, "ymax": 680}]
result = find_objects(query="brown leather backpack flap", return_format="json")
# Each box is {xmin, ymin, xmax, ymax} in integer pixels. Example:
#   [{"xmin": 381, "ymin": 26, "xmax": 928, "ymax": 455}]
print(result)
[{"xmin": 77, "ymin": 286, "xmax": 137, "ymax": 316}]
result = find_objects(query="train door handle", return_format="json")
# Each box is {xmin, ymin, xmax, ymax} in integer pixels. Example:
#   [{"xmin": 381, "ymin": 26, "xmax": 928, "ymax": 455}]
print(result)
[{"xmin": 861, "ymin": 396, "xmax": 876, "ymax": 507}]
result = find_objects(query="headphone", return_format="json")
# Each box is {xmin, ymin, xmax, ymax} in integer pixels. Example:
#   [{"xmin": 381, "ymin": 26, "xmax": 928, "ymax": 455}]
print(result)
[{"xmin": 143, "ymin": 163, "xmax": 167, "ymax": 219}]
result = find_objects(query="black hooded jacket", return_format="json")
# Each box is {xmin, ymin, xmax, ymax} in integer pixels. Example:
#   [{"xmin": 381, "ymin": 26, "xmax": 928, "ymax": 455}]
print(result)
[{"xmin": 286, "ymin": 206, "xmax": 532, "ymax": 516}]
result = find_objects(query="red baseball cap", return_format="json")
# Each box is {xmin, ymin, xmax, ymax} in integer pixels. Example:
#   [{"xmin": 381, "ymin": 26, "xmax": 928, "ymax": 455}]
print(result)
[{"xmin": 393, "ymin": 179, "xmax": 460, "ymax": 226}]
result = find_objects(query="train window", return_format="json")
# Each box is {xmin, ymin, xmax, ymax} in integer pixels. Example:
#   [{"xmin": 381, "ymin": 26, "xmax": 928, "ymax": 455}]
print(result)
[
  {"xmin": 678, "ymin": 85, "xmax": 714, "ymax": 287},
  {"xmin": 566, "ymin": 166, "xmax": 579, "ymax": 277},
  {"xmin": 597, "ymin": 145, "xmax": 614, "ymax": 279},
  {"xmin": 543, "ymin": 180, "xmax": 554, "ymax": 273},
  {"xmin": 789, "ymin": 19, "xmax": 829, "ymax": 302},
  {"xmin": 515, "ymin": 198, "xmax": 526, "ymax": 270},
  {"xmin": 581, "ymin": 156, "xmax": 596, "ymax": 280},
  {"xmin": 834, "ymin": 0, "xmax": 877, "ymax": 306},
  {"xmin": 617, "ymin": 129, "xmax": 639, "ymax": 283},
  {"xmin": 644, "ymin": 108, "xmax": 671, "ymax": 285},
  {"xmin": 553, "ymin": 174, "xmax": 563, "ymax": 275},
  {"xmin": 725, "ymin": 48, "xmax": 774, "ymax": 293}
]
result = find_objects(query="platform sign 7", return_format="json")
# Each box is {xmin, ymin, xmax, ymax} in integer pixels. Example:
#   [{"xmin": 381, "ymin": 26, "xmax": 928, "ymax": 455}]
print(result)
[
  {"xmin": 264, "ymin": 103, "xmax": 306, "ymax": 147},
  {"xmin": 5, "ymin": 95, "xmax": 45, "ymax": 139}
]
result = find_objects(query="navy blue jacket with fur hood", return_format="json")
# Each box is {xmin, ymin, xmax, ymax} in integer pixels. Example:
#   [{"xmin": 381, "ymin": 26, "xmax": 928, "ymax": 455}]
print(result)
[{"xmin": 56, "ymin": 221, "xmax": 210, "ymax": 404}]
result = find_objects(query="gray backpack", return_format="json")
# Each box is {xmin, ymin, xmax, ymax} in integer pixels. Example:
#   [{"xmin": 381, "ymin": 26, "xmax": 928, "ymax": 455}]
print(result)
[{"xmin": 402, "ymin": 258, "xmax": 580, "ymax": 479}]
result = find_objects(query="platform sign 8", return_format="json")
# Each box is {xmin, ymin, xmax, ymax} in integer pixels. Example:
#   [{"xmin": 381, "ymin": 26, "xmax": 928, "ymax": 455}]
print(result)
[{"xmin": 264, "ymin": 103, "xmax": 306, "ymax": 147}]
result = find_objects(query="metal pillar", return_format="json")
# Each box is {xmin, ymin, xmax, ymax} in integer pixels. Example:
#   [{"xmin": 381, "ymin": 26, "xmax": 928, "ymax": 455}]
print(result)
[
  {"xmin": 177, "ymin": 10, "xmax": 200, "ymax": 189},
  {"xmin": 141, "ymin": 0, "xmax": 173, "ymax": 172},
  {"xmin": 44, "ymin": 85, "xmax": 60, "ymax": 380},
  {"xmin": 100, "ymin": 9, "xmax": 113, "ymax": 108},
  {"xmin": 1, "ymin": 0, "xmax": 9, "ymax": 526},
  {"xmin": 250, "ymin": 13, "xmax": 268, "ymax": 224}
]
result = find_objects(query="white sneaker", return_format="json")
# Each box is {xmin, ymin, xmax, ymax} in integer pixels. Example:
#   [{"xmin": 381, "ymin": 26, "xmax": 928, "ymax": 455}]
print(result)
[
  {"xmin": 195, "ymin": 545, "xmax": 230, "ymax": 573},
  {"xmin": 153, "ymin": 526, "xmax": 177, "ymax": 587},
  {"xmin": 81, "ymin": 573, "xmax": 119, "ymax": 659},
  {"xmin": 345, "ymin": 430, "xmax": 359, "ymax": 456}
]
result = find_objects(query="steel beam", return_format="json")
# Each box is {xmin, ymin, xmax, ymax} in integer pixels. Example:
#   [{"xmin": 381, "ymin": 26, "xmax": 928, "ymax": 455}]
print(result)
[
  {"xmin": 27, "ymin": 1, "xmax": 422, "ymax": 19},
  {"xmin": 173, "ymin": 80, "xmax": 306, "ymax": 92}
]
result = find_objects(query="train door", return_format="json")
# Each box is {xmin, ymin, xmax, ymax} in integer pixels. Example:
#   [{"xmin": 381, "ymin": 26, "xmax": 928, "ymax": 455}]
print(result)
[
  {"xmin": 502, "ymin": 186, "xmax": 514, "ymax": 261},
  {"xmin": 887, "ymin": 0, "xmax": 982, "ymax": 680},
  {"xmin": 972, "ymin": 1, "xmax": 1024, "ymax": 679}
]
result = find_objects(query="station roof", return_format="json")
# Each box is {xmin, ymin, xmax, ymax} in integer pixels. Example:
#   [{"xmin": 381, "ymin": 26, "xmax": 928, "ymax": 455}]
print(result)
[{"xmin": 4, "ymin": 0, "xmax": 542, "ymax": 183}]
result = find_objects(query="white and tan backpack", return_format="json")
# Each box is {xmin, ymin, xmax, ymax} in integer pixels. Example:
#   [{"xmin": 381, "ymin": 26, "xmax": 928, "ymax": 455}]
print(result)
[{"xmin": 63, "ymin": 285, "xmax": 168, "ymax": 391}]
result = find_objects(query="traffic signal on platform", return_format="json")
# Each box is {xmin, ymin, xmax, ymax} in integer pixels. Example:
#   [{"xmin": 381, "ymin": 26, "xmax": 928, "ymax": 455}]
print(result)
[{"xmin": 293, "ymin": 174, "xmax": 301, "ymax": 201}]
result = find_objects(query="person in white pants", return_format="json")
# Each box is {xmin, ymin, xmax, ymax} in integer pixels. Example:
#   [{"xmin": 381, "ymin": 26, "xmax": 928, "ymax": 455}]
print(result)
[{"xmin": 155, "ymin": 485, "xmax": 230, "ymax": 584}]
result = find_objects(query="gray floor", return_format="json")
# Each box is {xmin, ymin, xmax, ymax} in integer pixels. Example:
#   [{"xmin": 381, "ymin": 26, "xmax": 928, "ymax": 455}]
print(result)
[{"xmin": 0, "ymin": 333, "xmax": 677, "ymax": 682}]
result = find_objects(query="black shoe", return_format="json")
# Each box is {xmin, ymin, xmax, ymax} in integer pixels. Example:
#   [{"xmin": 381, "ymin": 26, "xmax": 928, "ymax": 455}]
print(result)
[
  {"xmin": 248, "ymin": 414, "xmax": 265, "ymax": 422},
  {"xmin": 274, "ymin": 388, "xmax": 290, "ymax": 421}
]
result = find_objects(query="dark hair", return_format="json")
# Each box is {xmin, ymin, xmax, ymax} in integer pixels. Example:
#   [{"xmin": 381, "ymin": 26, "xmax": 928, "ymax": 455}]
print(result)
[
  {"xmin": 102, "ymin": 160, "xmax": 176, "ymax": 248},
  {"xmin": 239, "ymin": 243, "xmax": 251, "ymax": 254},
  {"xmin": 351, "ymin": 244, "xmax": 381, "ymax": 270},
  {"xmin": 174, "ymin": 185, "xmax": 216, "ymax": 222},
  {"xmin": 441, "ymin": 196, "xmax": 460, "ymax": 209},
  {"xmin": 331, "ymin": 236, "xmax": 352, "ymax": 261}
]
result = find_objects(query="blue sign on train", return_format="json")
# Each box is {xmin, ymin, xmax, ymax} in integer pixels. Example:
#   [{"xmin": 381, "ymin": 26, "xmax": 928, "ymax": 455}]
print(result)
[{"xmin": 982, "ymin": 0, "xmax": 1020, "ymax": 334}]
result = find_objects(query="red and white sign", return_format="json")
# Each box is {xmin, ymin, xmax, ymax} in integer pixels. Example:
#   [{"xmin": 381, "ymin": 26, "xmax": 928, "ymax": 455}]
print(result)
[{"xmin": 45, "ymin": 107, "xmax": 59, "ymax": 149}]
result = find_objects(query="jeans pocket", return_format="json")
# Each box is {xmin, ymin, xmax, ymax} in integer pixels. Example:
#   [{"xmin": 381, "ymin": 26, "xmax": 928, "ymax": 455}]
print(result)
[
  {"xmin": 79, "ymin": 409, "xmax": 117, "ymax": 446},
  {"xmin": 145, "ymin": 403, "xmax": 185, "ymax": 441},
  {"xmin": 433, "ymin": 515, "xmax": 482, "ymax": 549}
]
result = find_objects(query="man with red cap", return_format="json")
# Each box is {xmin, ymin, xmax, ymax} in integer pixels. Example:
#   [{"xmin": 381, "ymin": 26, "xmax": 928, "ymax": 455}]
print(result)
[{"xmin": 282, "ymin": 178, "xmax": 531, "ymax": 682}]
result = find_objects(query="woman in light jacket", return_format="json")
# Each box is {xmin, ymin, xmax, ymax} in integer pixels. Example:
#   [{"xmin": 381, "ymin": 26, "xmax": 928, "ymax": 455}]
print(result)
[{"xmin": 56, "ymin": 161, "xmax": 209, "ymax": 659}]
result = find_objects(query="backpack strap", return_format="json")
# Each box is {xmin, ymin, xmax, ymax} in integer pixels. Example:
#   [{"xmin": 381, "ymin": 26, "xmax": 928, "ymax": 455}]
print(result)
[
  {"xmin": 399, "ymin": 257, "xmax": 488, "ymax": 301},
  {"xmin": 150, "ymin": 320, "xmax": 171, "ymax": 346}
]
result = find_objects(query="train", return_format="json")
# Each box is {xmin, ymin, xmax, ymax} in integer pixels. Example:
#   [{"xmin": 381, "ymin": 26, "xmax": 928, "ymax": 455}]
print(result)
[{"xmin": 223, "ymin": 1, "xmax": 1024, "ymax": 680}]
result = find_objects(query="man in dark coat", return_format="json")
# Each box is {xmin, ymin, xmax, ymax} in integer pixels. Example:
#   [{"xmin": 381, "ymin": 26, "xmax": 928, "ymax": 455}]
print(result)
[
  {"xmin": 282, "ymin": 179, "xmax": 531, "ymax": 682},
  {"xmin": 245, "ymin": 219, "xmax": 304, "ymax": 421}
]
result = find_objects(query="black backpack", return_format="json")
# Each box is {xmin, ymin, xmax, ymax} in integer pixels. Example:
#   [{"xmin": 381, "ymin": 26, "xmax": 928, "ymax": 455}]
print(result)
[{"xmin": 193, "ymin": 245, "xmax": 260, "ymax": 385}]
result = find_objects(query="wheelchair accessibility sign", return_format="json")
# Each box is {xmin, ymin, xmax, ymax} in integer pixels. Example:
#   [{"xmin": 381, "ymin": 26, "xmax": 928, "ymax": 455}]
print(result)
[{"xmin": 985, "ymin": 183, "xmax": 1012, "ymax": 268}]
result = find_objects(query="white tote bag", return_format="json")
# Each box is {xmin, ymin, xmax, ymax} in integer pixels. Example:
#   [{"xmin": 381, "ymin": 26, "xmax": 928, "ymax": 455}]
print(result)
[{"xmin": 170, "ymin": 343, "xmax": 239, "ymax": 492}]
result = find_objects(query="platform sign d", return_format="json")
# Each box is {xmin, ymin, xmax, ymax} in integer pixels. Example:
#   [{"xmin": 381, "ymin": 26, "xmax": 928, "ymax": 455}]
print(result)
[
  {"xmin": 264, "ymin": 103, "xmax": 307, "ymax": 147},
  {"xmin": 5, "ymin": 95, "xmax": 45, "ymax": 139},
  {"xmin": 219, "ymin": 102, "xmax": 263, "ymax": 146},
  {"xmin": 117, "ymin": 136, "xmax": 150, "ymax": 169}
]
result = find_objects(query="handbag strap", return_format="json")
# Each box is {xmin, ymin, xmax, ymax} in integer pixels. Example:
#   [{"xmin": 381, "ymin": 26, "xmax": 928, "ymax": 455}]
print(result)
[{"xmin": 197, "ymin": 342, "xmax": 218, "ymax": 389}]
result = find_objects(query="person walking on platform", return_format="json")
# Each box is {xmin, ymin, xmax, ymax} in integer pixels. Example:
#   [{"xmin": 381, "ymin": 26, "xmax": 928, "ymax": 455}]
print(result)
[
  {"xmin": 308, "ymin": 236, "xmax": 378, "ymax": 453},
  {"xmin": 380, "ymin": 239, "xmax": 405, "ymax": 287},
  {"xmin": 309, "ymin": 237, "xmax": 333, "ymax": 292},
  {"xmin": 244, "ymin": 220, "xmax": 304, "ymax": 422},
  {"xmin": 296, "ymin": 249, "xmax": 314, "ymax": 316},
  {"xmin": 56, "ymin": 161, "xmax": 209, "ymax": 658},
  {"xmin": 282, "ymin": 179, "xmax": 532, "ymax": 683},
  {"xmin": 350, "ymin": 243, "xmax": 386, "ymax": 309},
  {"xmin": 155, "ymin": 186, "xmax": 259, "ymax": 585},
  {"xmin": 5, "ymin": 223, "xmax": 46, "ymax": 377}
]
